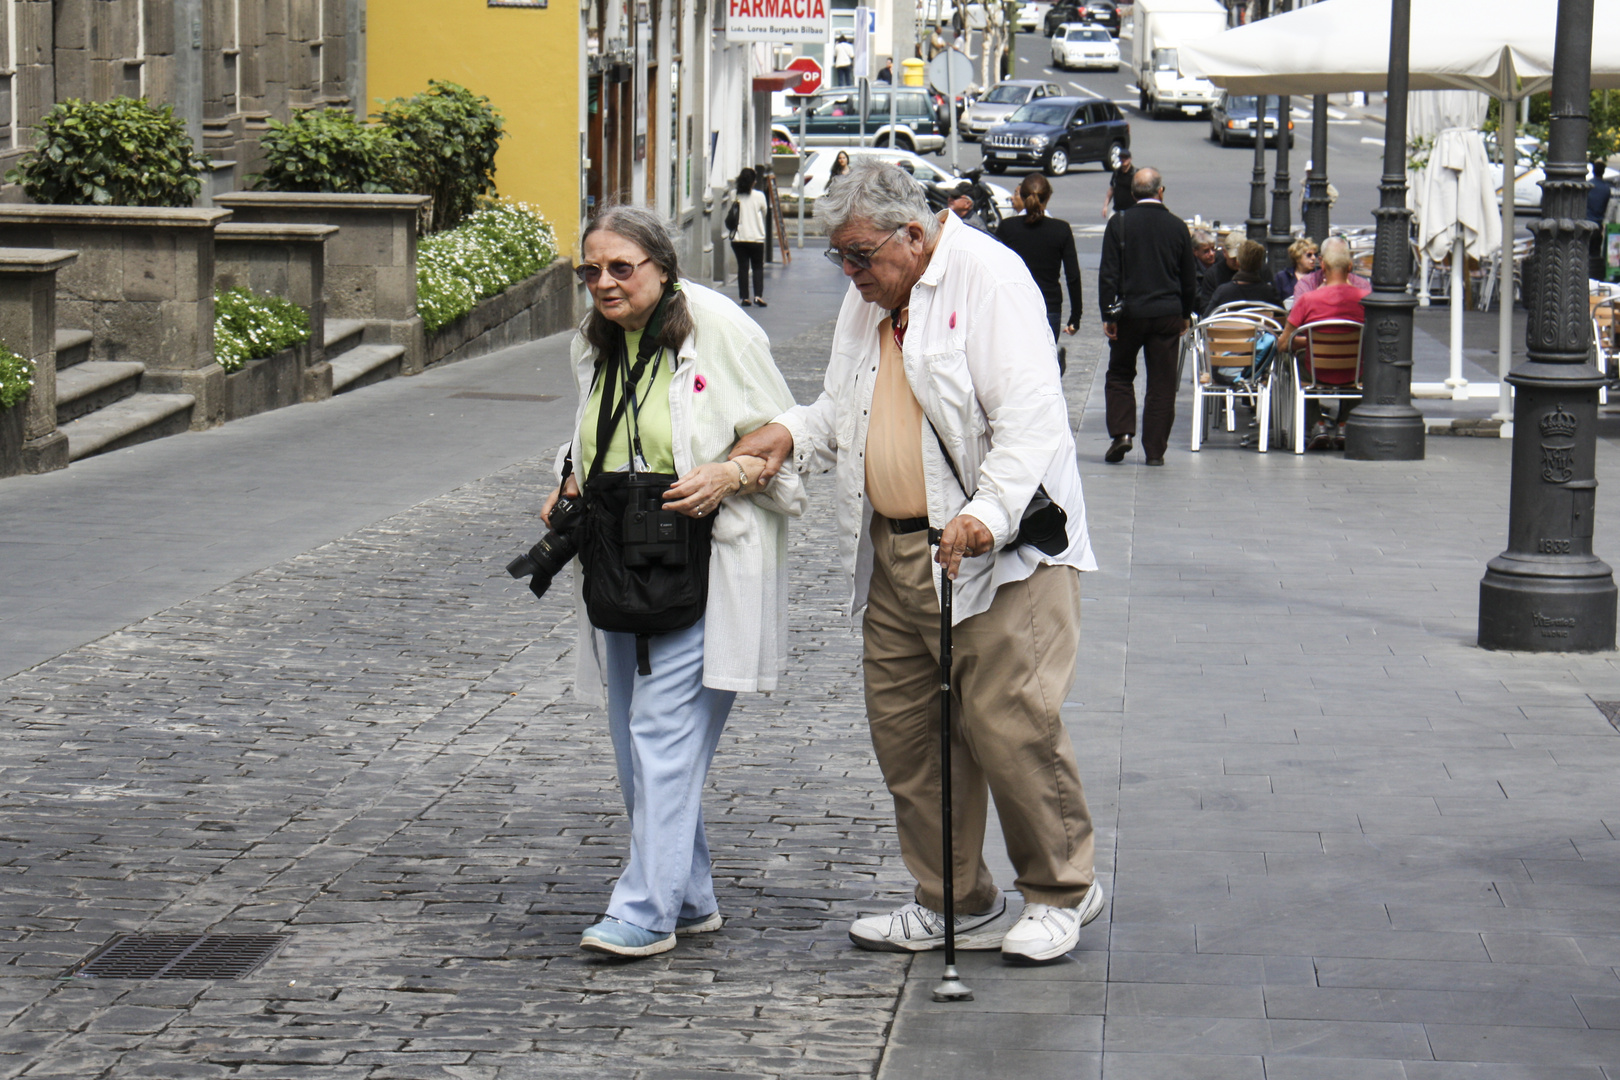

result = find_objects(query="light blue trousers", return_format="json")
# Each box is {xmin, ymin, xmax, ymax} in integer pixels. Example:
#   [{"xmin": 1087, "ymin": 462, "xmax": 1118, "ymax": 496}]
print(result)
[{"xmin": 602, "ymin": 617, "xmax": 736, "ymax": 934}]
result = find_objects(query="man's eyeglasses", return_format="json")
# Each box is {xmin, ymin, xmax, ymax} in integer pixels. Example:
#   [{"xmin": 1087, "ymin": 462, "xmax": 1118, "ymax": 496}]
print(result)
[
  {"xmin": 823, "ymin": 228, "xmax": 905, "ymax": 272},
  {"xmin": 575, "ymin": 256, "xmax": 653, "ymax": 286}
]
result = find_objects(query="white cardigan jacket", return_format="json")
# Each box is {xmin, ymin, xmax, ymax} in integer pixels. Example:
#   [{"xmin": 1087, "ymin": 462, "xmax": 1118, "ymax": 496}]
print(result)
[
  {"xmin": 774, "ymin": 211, "xmax": 1096, "ymax": 626},
  {"xmin": 559, "ymin": 281, "xmax": 806, "ymax": 702}
]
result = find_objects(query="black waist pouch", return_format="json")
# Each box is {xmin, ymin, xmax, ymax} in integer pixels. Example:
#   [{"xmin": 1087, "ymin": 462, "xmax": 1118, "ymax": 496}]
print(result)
[{"xmin": 578, "ymin": 472, "xmax": 713, "ymax": 668}]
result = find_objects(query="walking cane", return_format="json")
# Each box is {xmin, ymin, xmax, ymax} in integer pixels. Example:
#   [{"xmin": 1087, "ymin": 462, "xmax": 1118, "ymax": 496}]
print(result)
[{"xmin": 930, "ymin": 529, "xmax": 973, "ymax": 1003}]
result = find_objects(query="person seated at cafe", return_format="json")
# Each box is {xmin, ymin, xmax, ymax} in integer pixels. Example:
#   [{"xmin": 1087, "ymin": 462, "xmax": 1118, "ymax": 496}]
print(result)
[
  {"xmin": 1292, "ymin": 236, "xmax": 1370, "ymax": 300},
  {"xmin": 1196, "ymin": 231, "xmax": 1241, "ymax": 313},
  {"xmin": 1204, "ymin": 239, "xmax": 1282, "ymax": 316},
  {"xmin": 1274, "ymin": 237, "xmax": 1317, "ymax": 302},
  {"xmin": 1279, "ymin": 237, "xmax": 1364, "ymax": 449}
]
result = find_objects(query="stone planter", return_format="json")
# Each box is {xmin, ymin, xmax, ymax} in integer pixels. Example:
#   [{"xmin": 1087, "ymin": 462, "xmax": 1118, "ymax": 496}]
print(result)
[
  {"xmin": 424, "ymin": 259, "xmax": 579, "ymax": 369},
  {"xmin": 222, "ymin": 340, "xmax": 311, "ymax": 422},
  {"xmin": 772, "ymin": 154, "xmax": 801, "ymax": 183}
]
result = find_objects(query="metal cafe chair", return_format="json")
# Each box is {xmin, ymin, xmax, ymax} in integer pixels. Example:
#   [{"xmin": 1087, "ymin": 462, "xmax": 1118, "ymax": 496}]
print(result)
[
  {"xmin": 1289, "ymin": 318, "xmax": 1364, "ymax": 455},
  {"xmin": 1190, "ymin": 304, "xmax": 1285, "ymax": 453}
]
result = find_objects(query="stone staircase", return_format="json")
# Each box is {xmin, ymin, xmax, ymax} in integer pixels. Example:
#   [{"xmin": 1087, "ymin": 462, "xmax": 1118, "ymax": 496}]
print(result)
[
  {"xmin": 53, "ymin": 330, "xmax": 194, "ymax": 462},
  {"xmin": 325, "ymin": 319, "xmax": 406, "ymax": 394}
]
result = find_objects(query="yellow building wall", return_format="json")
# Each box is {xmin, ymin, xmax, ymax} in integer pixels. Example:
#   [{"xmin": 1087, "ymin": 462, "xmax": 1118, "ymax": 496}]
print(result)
[{"xmin": 368, "ymin": 1, "xmax": 581, "ymax": 254}]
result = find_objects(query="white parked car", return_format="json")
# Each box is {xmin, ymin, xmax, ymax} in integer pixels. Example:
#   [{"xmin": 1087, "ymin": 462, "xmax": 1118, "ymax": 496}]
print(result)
[
  {"xmin": 1051, "ymin": 23, "xmax": 1120, "ymax": 70},
  {"xmin": 781, "ymin": 145, "xmax": 1016, "ymax": 220},
  {"xmin": 1017, "ymin": 1, "xmax": 1050, "ymax": 31}
]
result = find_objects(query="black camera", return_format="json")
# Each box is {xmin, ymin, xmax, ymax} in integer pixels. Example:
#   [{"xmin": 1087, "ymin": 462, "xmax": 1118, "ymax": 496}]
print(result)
[
  {"xmin": 622, "ymin": 474, "xmax": 691, "ymax": 568},
  {"xmin": 507, "ymin": 493, "xmax": 586, "ymax": 599}
]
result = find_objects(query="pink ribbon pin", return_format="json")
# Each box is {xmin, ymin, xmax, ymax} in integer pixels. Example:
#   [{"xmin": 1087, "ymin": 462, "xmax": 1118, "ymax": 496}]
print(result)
[
  {"xmin": 949, "ymin": 311, "xmax": 957, "ymax": 329},
  {"xmin": 694, "ymin": 374, "xmax": 707, "ymax": 392}
]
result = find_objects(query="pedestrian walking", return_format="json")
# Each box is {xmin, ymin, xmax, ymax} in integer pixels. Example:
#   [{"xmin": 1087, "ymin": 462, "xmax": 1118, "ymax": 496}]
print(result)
[
  {"xmin": 1589, "ymin": 160, "xmax": 1613, "ymax": 282},
  {"xmin": 729, "ymin": 167, "xmax": 769, "ymax": 308},
  {"xmin": 732, "ymin": 157, "xmax": 1105, "ymax": 965},
  {"xmin": 1097, "ymin": 167, "xmax": 1199, "ymax": 466},
  {"xmin": 542, "ymin": 205, "xmax": 805, "ymax": 959},
  {"xmin": 876, "ymin": 58, "xmax": 894, "ymax": 84},
  {"xmin": 928, "ymin": 25, "xmax": 947, "ymax": 60},
  {"xmin": 995, "ymin": 173, "xmax": 1081, "ymax": 373},
  {"xmin": 1101, "ymin": 147, "xmax": 1135, "ymax": 218},
  {"xmin": 833, "ymin": 33, "xmax": 856, "ymax": 87},
  {"xmin": 827, "ymin": 150, "xmax": 852, "ymax": 196}
]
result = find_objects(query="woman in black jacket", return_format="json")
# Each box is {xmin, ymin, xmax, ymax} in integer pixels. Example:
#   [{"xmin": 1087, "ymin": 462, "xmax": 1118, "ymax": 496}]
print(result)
[
  {"xmin": 995, "ymin": 174, "xmax": 1082, "ymax": 373},
  {"xmin": 1205, "ymin": 239, "xmax": 1283, "ymax": 316}
]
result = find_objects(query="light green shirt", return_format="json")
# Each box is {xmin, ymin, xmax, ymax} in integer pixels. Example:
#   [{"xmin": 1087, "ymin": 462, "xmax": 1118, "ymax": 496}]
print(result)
[{"xmin": 578, "ymin": 327, "xmax": 676, "ymax": 474}]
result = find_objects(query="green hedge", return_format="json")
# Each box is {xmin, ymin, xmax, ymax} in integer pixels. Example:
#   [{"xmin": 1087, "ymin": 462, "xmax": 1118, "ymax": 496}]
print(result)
[
  {"xmin": 256, "ymin": 81, "xmax": 504, "ymax": 234},
  {"xmin": 6, "ymin": 97, "xmax": 203, "ymax": 207},
  {"xmin": 214, "ymin": 288, "xmax": 311, "ymax": 374},
  {"xmin": 417, "ymin": 203, "xmax": 558, "ymax": 334},
  {"xmin": 0, "ymin": 346, "xmax": 33, "ymax": 410}
]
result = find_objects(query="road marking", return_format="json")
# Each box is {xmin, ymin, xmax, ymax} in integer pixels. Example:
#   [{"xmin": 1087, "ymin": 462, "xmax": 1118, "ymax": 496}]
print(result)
[
  {"xmin": 1328, "ymin": 119, "xmax": 1362, "ymax": 126},
  {"xmin": 1068, "ymin": 81, "xmax": 1105, "ymax": 98},
  {"xmin": 1360, "ymin": 136, "xmax": 1385, "ymax": 145},
  {"xmin": 1327, "ymin": 106, "xmax": 1348, "ymax": 120}
]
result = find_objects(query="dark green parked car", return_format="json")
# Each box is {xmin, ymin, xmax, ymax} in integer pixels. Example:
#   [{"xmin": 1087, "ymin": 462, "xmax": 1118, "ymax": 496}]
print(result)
[{"xmin": 775, "ymin": 87, "xmax": 946, "ymax": 155}]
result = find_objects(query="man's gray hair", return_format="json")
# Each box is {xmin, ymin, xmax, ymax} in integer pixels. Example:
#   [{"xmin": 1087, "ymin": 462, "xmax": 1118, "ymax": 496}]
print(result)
[
  {"xmin": 1320, "ymin": 235, "xmax": 1352, "ymax": 272},
  {"xmin": 1190, "ymin": 227, "xmax": 1215, "ymax": 248},
  {"xmin": 817, "ymin": 155, "xmax": 940, "ymax": 242}
]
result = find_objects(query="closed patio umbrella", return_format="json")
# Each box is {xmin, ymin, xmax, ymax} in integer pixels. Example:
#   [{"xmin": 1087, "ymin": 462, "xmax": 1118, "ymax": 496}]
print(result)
[
  {"xmin": 1179, "ymin": 0, "xmax": 1620, "ymax": 418},
  {"xmin": 1410, "ymin": 90, "xmax": 1500, "ymax": 398}
]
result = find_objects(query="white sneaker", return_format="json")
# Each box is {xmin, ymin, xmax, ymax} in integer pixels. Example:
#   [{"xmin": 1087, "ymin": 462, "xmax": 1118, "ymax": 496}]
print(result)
[
  {"xmin": 848, "ymin": 893, "xmax": 1008, "ymax": 953},
  {"xmin": 999, "ymin": 883, "xmax": 1107, "ymax": 964}
]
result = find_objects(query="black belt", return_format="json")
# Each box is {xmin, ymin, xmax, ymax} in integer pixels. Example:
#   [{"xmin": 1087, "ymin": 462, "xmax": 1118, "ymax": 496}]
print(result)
[{"xmin": 888, "ymin": 516, "xmax": 930, "ymax": 534}]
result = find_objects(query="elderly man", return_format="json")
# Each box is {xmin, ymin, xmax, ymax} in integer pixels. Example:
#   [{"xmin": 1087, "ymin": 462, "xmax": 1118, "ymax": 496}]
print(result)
[
  {"xmin": 1098, "ymin": 166, "xmax": 1199, "ymax": 466},
  {"xmin": 1196, "ymin": 229, "xmax": 1242, "ymax": 314},
  {"xmin": 733, "ymin": 157, "xmax": 1103, "ymax": 963},
  {"xmin": 1280, "ymin": 235, "xmax": 1367, "ymax": 449}
]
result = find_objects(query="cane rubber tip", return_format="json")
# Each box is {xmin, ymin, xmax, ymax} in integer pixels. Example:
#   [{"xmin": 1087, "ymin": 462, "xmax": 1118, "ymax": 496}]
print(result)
[{"xmin": 932, "ymin": 972, "xmax": 974, "ymax": 1002}]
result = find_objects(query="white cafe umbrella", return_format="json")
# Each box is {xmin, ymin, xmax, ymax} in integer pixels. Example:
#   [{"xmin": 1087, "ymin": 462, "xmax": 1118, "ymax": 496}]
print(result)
[
  {"xmin": 1410, "ymin": 91, "xmax": 1500, "ymax": 398},
  {"xmin": 1179, "ymin": 0, "xmax": 1620, "ymax": 418}
]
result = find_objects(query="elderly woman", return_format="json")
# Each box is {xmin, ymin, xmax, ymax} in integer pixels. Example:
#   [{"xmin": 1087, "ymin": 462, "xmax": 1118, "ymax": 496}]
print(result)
[
  {"xmin": 542, "ymin": 205, "xmax": 804, "ymax": 958},
  {"xmin": 1275, "ymin": 237, "xmax": 1318, "ymax": 303}
]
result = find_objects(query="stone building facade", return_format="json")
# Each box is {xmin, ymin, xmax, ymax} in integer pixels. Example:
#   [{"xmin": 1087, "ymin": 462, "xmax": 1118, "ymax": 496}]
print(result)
[{"xmin": 0, "ymin": 0, "xmax": 365, "ymax": 201}]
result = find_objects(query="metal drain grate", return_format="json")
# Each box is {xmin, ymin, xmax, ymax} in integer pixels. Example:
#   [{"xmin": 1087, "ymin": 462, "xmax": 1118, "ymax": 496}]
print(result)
[
  {"xmin": 448, "ymin": 391, "xmax": 559, "ymax": 402},
  {"xmin": 68, "ymin": 933, "xmax": 290, "ymax": 980},
  {"xmin": 1594, "ymin": 700, "xmax": 1620, "ymax": 731}
]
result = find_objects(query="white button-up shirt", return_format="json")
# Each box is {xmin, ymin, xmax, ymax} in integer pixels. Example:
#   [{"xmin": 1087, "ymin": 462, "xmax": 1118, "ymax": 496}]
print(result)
[{"xmin": 775, "ymin": 211, "xmax": 1097, "ymax": 625}]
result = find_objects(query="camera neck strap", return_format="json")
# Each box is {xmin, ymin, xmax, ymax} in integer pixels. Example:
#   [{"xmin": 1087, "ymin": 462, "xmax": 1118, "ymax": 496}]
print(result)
[{"xmin": 587, "ymin": 333, "xmax": 663, "ymax": 480}]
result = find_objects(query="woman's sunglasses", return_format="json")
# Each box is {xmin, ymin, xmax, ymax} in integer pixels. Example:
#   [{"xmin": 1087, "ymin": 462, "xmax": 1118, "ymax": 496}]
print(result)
[{"xmin": 575, "ymin": 256, "xmax": 652, "ymax": 285}]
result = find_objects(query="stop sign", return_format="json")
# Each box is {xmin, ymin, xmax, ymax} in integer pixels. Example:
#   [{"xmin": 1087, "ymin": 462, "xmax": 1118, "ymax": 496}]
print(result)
[{"xmin": 787, "ymin": 56, "xmax": 823, "ymax": 97}]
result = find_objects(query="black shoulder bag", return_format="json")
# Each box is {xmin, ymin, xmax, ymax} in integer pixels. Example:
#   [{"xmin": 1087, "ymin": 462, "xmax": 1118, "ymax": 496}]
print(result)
[
  {"xmin": 576, "ymin": 298, "xmax": 713, "ymax": 675},
  {"xmin": 926, "ymin": 420, "xmax": 1069, "ymax": 557}
]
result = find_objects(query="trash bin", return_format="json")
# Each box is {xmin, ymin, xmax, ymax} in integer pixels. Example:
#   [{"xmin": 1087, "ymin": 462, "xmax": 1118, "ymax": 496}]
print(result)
[{"xmin": 902, "ymin": 58, "xmax": 926, "ymax": 87}]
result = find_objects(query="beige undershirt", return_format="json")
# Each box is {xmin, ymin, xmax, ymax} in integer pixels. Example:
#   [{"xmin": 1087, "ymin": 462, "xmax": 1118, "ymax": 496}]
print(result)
[{"xmin": 864, "ymin": 313, "xmax": 929, "ymax": 520}]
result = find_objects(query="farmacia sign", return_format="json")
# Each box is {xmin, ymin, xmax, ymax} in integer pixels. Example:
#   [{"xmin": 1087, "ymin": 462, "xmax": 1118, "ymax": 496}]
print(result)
[{"xmin": 725, "ymin": 0, "xmax": 828, "ymax": 42}]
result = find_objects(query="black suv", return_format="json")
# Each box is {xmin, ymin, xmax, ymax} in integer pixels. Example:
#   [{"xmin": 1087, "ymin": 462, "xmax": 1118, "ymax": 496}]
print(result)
[
  {"xmin": 981, "ymin": 97, "xmax": 1130, "ymax": 176},
  {"xmin": 1045, "ymin": 0, "xmax": 1117, "ymax": 35},
  {"xmin": 1208, "ymin": 91, "xmax": 1295, "ymax": 148}
]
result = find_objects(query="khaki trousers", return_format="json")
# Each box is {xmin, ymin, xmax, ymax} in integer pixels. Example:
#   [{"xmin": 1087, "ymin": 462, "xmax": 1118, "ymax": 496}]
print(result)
[{"xmin": 863, "ymin": 519, "xmax": 1096, "ymax": 914}]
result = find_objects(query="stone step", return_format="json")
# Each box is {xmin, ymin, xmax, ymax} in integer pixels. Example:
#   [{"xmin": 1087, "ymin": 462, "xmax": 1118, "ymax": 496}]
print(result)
[
  {"xmin": 59, "ymin": 393, "xmax": 194, "ymax": 462},
  {"xmin": 330, "ymin": 343, "xmax": 406, "ymax": 394},
  {"xmin": 55, "ymin": 360, "xmax": 144, "ymax": 425},
  {"xmin": 55, "ymin": 328, "xmax": 94, "ymax": 370},
  {"xmin": 324, "ymin": 318, "xmax": 366, "ymax": 357}
]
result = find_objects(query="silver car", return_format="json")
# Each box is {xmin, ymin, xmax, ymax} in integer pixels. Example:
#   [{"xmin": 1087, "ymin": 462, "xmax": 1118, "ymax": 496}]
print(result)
[{"xmin": 959, "ymin": 79, "xmax": 1063, "ymax": 143}]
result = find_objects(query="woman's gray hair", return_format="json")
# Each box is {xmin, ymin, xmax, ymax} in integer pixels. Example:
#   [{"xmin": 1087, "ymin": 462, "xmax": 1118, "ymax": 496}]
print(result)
[{"xmin": 816, "ymin": 155, "xmax": 940, "ymax": 242}]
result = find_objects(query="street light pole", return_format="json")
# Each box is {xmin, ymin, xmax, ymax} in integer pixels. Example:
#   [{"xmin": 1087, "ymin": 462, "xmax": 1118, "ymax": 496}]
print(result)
[
  {"xmin": 1302, "ymin": 93, "xmax": 1331, "ymax": 243},
  {"xmin": 1478, "ymin": 0, "xmax": 1616, "ymax": 652},
  {"xmin": 1343, "ymin": 0, "xmax": 1425, "ymax": 460},
  {"xmin": 1267, "ymin": 92, "xmax": 1294, "ymax": 276},
  {"xmin": 1246, "ymin": 94, "xmax": 1269, "ymax": 242}
]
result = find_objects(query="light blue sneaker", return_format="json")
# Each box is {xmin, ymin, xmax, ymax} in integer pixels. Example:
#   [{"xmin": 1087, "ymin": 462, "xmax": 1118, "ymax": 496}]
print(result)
[
  {"xmin": 675, "ymin": 911, "xmax": 723, "ymax": 935},
  {"xmin": 579, "ymin": 917, "xmax": 676, "ymax": 958}
]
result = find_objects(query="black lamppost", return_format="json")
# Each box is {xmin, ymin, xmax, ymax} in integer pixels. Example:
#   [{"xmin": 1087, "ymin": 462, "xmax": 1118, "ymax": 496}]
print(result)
[
  {"xmin": 1246, "ymin": 95, "xmax": 1270, "ymax": 242},
  {"xmin": 1302, "ymin": 94, "xmax": 1331, "ymax": 243},
  {"xmin": 1478, "ymin": 0, "xmax": 1616, "ymax": 652},
  {"xmin": 1343, "ymin": 0, "xmax": 1425, "ymax": 460},
  {"xmin": 1267, "ymin": 92, "xmax": 1294, "ymax": 275}
]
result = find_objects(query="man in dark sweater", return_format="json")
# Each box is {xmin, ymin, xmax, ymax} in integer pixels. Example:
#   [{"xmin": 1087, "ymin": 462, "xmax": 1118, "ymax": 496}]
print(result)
[{"xmin": 1097, "ymin": 167, "xmax": 1199, "ymax": 466}]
